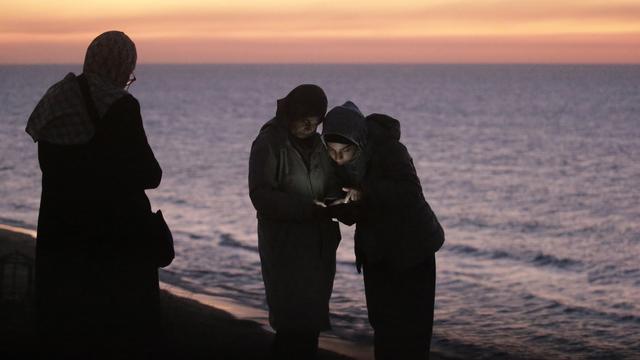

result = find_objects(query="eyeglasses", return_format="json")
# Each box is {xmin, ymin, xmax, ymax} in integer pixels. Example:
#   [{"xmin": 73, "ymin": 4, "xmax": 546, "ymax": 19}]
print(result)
[{"xmin": 125, "ymin": 72, "xmax": 136, "ymax": 90}]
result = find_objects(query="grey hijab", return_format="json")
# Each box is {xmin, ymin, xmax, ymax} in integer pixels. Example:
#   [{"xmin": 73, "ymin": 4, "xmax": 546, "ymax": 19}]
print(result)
[
  {"xmin": 322, "ymin": 101, "xmax": 370, "ymax": 185},
  {"xmin": 26, "ymin": 31, "xmax": 136, "ymax": 144}
]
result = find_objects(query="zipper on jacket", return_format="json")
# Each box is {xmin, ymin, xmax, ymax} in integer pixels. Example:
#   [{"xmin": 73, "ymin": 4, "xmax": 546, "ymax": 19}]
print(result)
[{"xmin": 288, "ymin": 142, "xmax": 317, "ymax": 197}]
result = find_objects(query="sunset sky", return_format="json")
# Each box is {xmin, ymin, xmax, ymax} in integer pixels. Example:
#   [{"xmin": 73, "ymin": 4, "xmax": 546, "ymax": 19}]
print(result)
[{"xmin": 1, "ymin": 0, "xmax": 639, "ymax": 63}]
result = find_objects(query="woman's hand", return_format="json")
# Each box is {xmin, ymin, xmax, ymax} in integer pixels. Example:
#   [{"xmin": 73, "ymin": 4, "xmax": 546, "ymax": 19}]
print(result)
[
  {"xmin": 328, "ymin": 198, "xmax": 345, "ymax": 206},
  {"xmin": 313, "ymin": 200, "xmax": 327, "ymax": 208},
  {"xmin": 342, "ymin": 187, "xmax": 362, "ymax": 203}
]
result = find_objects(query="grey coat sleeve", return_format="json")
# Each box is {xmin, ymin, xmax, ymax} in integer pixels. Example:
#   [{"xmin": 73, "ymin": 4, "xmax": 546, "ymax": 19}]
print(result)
[{"xmin": 248, "ymin": 134, "xmax": 316, "ymax": 221}]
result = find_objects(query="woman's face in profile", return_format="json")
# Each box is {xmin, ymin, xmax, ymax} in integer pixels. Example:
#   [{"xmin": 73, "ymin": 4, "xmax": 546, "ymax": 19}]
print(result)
[
  {"xmin": 289, "ymin": 116, "xmax": 320, "ymax": 139},
  {"xmin": 326, "ymin": 142, "xmax": 357, "ymax": 165}
]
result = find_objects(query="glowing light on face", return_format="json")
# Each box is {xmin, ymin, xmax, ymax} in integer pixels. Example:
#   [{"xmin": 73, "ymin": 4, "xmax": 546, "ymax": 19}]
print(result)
[
  {"xmin": 289, "ymin": 116, "xmax": 320, "ymax": 139},
  {"xmin": 326, "ymin": 142, "xmax": 357, "ymax": 165}
]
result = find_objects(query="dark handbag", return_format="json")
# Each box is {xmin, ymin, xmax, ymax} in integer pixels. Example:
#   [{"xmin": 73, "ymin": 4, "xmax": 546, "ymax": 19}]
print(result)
[
  {"xmin": 147, "ymin": 210, "xmax": 175, "ymax": 268},
  {"xmin": 76, "ymin": 74, "xmax": 175, "ymax": 268}
]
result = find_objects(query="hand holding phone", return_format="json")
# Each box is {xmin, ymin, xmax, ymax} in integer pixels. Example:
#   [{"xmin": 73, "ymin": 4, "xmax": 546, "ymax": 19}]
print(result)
[
  {"xmin": 342, "ymin": 188, "xmax": 362, "ymax": 203},
  {"xmin": 323, "ymin": 197, "xmax": 344, "ymax": 206}
]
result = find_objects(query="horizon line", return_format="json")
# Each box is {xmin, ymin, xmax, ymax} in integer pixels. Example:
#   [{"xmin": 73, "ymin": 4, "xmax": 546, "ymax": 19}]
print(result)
[{"xmin": 1, "ymin": 62, "xmax": 639, "ymax": 66}]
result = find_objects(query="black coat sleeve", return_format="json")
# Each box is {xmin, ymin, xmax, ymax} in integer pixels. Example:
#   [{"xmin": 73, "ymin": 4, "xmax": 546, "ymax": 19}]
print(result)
[
  {"xmin": 94, "ymin": 95, "xmax": 162, "ymax": 190},
  {"xmin": 364, "ymin": 140, "xmax": 445, "ymax": 251},
  {"xmin": 328, "ymin": 142, "xmax": 418, "ymax": 225},
  {"xmin": 362, "ymin": 141, "xmax": 423, "ymax": 208},
  {"xmin": 248, "ymin": 134, "xmax": 315, "ymax": 221},
  {"xmin": 329, "ymin": 202, "xmax": 360, "ymax": 226}
]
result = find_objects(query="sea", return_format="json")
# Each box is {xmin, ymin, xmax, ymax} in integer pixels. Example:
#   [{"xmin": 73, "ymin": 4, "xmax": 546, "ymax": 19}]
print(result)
[{"xmin": 1, "ymin": 64, "xmax": 639, "ymax": 359}]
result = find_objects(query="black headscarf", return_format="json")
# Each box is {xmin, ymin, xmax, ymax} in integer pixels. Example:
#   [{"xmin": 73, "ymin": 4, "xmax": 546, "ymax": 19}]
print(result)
[
  {"xmin": 275, "ymin": 84, "xmax": 328, "ymax": 168},
  {"xmin": 275, "ymin": 84, "xmax": 328, "ymax": 123}
]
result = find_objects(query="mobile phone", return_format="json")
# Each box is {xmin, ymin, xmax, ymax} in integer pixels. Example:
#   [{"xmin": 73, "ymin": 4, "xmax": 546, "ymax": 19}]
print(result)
[{"xmin": 323, "ymin": 197, "xmax": 343, "ymax": 206}]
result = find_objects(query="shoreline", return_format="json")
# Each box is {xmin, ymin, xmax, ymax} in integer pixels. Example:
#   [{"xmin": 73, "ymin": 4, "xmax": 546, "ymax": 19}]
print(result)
[
  {"xmin": 158, "ymin": 278, "xmax": 373, "ymax": 359},
  {"xmin": 0, "ymin": 224, "xmax": 372, "ymax": 359},
  {"xmin": 0, "ymin": 223, "xmax": 459, "ymax": 359}
]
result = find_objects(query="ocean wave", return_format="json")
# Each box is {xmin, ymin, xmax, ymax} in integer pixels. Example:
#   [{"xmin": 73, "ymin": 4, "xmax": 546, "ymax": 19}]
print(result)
[
  {"xmin": 173, "ymin": 230, "xmax": 208, "ymax": 241},
  {"xmin": 451, "ymin": 216, "xmax": 562, "ymax": 235},
  {"xmin": 452, "ymin": 217, "xmax": 491, "ymax": 229},
  {"xmin": 548, "ymin": 298, "xmax": 640, "ymax": 326},
  {"xmin": 219, "ymin": 233, "xmax": 258, "ymax": 253},
  {"xmin": 588, "ymin": 264, "xmax": 640, "ymax": 286},
  {"xmin": 531, "ymin": 253, "xmax": 581, "ymax": 269},
  {"xmin": 445, "ymin": 244, "xmax": 583, "ymax": 271},
  {"xmin": 218, "ymin": 232, "xmax": 357, "ymax": 268}
]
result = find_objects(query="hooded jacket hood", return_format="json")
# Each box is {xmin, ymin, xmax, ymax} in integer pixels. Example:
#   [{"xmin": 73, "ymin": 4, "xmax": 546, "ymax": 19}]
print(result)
[
  {"xmin": 365, "ymin": 113, "xmax": 401, "ymax": 142},
  {"xmin": 321, "ymin": 101, "xmax": 369, "ymax": 185},
  {"xmin": 321, "ymin": 101, "xmax": 367, "ymax": 148},
  {"xmin": 322, "ymin": 104, "xmax": 402, "ymax": 148},
  {"xmin": 322, "ymin": 102, "xmax": 405, "ymax": 186}
]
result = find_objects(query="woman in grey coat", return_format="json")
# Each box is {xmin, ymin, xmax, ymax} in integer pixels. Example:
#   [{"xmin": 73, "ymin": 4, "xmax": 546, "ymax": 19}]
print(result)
[{"xmin": 248, "ymin": 85, "xmax": 343, "ymax": 359}]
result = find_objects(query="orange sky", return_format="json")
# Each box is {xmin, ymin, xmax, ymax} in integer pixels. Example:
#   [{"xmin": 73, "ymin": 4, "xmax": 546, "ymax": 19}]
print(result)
[{"xmin": 1, "ymin": 0, "xmax": 639, "ymax": 63}]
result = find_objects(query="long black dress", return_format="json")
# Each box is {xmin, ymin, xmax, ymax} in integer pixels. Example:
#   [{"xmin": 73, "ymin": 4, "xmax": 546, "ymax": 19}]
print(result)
[{"xmin": 35, "ymin": 93, "xmax": 162, "ymax": 358}]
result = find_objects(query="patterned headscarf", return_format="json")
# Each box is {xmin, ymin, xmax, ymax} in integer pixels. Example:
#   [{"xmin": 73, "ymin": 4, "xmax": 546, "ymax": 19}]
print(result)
[
  {"xmin": 26, "ymin": 31, "xmax": 137, "ymax": 144},
  {"xmin": 83, "ymin": 31, "xmax": 137, "ymax": 89}
]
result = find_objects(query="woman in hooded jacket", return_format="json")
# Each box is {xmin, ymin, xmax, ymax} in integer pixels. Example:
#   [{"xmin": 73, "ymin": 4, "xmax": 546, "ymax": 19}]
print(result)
[
  {"xmin": 321, "ymin": 101, "xmax": 445, "ymax": 360},
  {"xmin": 26, "ymin": 31, "xmax": 163, "ymax": 359},
  {"xmin": 248, "ymin": 85, "xmax": 343, "ymax": 359}
]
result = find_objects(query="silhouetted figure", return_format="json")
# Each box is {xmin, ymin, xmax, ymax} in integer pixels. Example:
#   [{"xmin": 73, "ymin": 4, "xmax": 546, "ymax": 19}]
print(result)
[
  {"xmin": 26, "ymin": 31, "xmax": 163, "ymax": 359},
  {"xmin": 322, "ymin": 102, "xmax": 445, "ymax": 360},
  {"xmin": 248, "ymin": 85, "xmax": 342, "ymax": 359}
]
